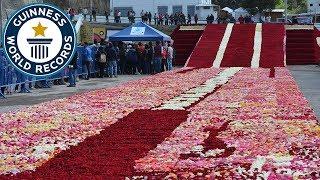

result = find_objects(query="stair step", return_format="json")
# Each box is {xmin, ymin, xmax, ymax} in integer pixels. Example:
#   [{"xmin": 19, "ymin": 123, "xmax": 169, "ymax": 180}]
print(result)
[
  {"xmin": 287, "ymin": 40, "xmax": 314, "ymax": 43},
  {"xmin": 286, "ymin": 60, "xmax": 317, "ymax": 65},
  {"xmin": 286, "ymin": 49, "xmax": 315, "ymax": 52},
  {"xmin": 286, "ymin": 54, "xmax": 315, "ymax": 58},
  {"xmin": 286, "ymin": 43, "xmax": 315, "ymax": 47}
]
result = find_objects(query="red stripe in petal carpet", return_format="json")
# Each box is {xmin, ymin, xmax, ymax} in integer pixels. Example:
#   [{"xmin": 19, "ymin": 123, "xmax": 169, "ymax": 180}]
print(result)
[
  {"xmin": 259, "ymin": 24, "xmax": 286, "ymax": 68},
  {"xmin": 3, "ymin": 110, "xmax": 189, "ymax": 179},
  {"xmin": 186, "ymin": 24, "xmax": 227, "ymax": 68},
  {"xmin": 220, "ymin": 24, "xmax": 256, "ymax": 67}
]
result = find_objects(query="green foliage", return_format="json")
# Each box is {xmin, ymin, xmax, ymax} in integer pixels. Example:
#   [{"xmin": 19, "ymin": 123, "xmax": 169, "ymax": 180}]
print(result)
[
  {"xmin": 275, "ymin": 0, "xmax": 308, "ymax": 14},
  {"xmin": 240, "ymin": 0, "xmax": 278, "ymax": 14},
  {"xmin": 214, "ymin": 0, "xmax": 308, "ymax": 15}
]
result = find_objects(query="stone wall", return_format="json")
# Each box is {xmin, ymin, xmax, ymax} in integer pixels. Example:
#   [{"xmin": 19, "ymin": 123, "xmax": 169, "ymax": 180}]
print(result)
[{"xmin": 1, "ymin": 0, "xmax": 43, "ymax": 30}]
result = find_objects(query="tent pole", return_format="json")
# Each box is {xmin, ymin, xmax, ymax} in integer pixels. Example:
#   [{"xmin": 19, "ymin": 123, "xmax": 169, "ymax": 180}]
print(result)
[{"xmin": 284, "ymin": 0, "xmax": 288, "ymax": 23}]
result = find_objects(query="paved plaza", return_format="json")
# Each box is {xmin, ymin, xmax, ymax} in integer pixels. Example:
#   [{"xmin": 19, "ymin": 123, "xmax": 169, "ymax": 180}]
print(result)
[
  {"xmin": 0, "ymin": 75, "xmax": 146, "ymax": 113},
  {"xmin": 288, "ymin": 65, "xmax": 320, "ymax": 121}
]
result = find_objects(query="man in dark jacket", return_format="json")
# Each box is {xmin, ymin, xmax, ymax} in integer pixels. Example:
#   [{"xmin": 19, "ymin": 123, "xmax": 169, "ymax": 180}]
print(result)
[
  {"xmin": 126, "ymin": 45, "xmax": 138, "ymax": 74},
  {"xmin": 147, "ymin": 41, "xmax": 154, "ymax": 74},
  {"xmin": 83, "ymin": 42, "xmax": 93, "ymax": 80},
  {"xmin": 96, "ymin": 46, "xmax": 107, "ymax": 78},
  {"xmin": 107, "ymin": 42, "xmax": 118, "ymax": 78},
  {"xmin": 67, "ymin": 52, "xmax": 78, "ymax": 87},
  {"xmin": 119, "ymin": 42, "xmax": 127, "ymax": 74},
  {"xmin": 154, "ymin": 41, "xmax": 162, "ymax": 73}
]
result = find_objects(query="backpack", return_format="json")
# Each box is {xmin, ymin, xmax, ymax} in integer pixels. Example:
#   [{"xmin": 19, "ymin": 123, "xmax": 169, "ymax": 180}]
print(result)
[
  {"xmin": 161, "ymin": 47, "xmax": 168, "ymax": 59},
  {"xmin": 99, "ymin": 53, "xmax": 107, "ymax": 63}
]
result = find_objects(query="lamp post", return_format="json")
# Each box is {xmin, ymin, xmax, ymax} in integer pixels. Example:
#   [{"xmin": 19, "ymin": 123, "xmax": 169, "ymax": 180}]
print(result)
[
  {"xmin": 111, "ymin": 0, "xmax": 113, "ymax": 13},
  {"xmin": 153, "ymin": 0, "xmax": 155, "ymax": 16},
  {"xmin": 284, "ymin": 0, "xmax": 288, "ymax": 23},
  {"xmin": 315, "ymin": 5, "xmax": 317, "ymax": 24},
  {"xmin": 0, "ymin": 0, "xmax": 2, "ymax": 37},
  {"xmin": 90, "ymin": 0, "xmax": 93, "ymax": 22}
]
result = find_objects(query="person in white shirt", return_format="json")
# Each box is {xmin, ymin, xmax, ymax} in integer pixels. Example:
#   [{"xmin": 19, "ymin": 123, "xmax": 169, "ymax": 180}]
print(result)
[
  {"xmin": 82, "ymin": 8, "xmax": 88, "ymax": 20},
  {"xmin": 266, "ymin": 15, "xmax": 271, "ymax": 23},
  {"xmin": 167, "ymin": 43, "xmax": 174, "ymax": 71}
]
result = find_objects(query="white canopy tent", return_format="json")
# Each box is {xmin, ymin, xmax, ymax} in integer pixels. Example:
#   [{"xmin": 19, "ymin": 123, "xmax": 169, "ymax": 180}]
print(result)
[
  {"xmin": 234, "ymin": 7, "xmax": 249, "ymax": 20},
  {"xmin": 221, "ymin": 7, "xmax": 235, "ymax": 17},
  {"xmin": 222, "ymin": 7, "xmax": 234, "ymax": 14}
]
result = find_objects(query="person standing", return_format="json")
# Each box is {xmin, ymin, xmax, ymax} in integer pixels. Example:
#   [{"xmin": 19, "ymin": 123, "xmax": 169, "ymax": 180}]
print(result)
[
  {"xmin": 83, "ymin": 42, "xmax": 93, "ymax": 80},
  {"xmin": 82, "ymin": 8, "xmax": 88, "ymax": 20},
  {"xmin": 266, "ymin": 15, "xmax": 272, "ymax": 23},
  {"xmin": 154, "ymin": 41, "xmax": 162, "ymax": 73},
  {"xmin": 167, "ymin": 43, "xmax": 174, "ymax": 71},
  {"xmin": 182, "ymin": 13, "xmax": 186, "ymax": 24},
  {"xmin": 210, "ymin": 14, "xmax": 215, "ymax": 24},
  {"xmin": 165, "ymin": 13, "xmax": 169, "ymax": 25},
  {"xmin": 174, "ymin": 13, "xmax": 179, "ymax": 25},
  {"xmin": 69, "ymin": 8, "xmax": 75, "ymax": 21},
  {"xmin": 132, "ymin": 10, "xmax": 136, "ymax": 23},
  {"xmin": 170, "ymin": 14, "xmax": 174, "ymax": 25},
  {"xmin": 140, "ymin": 10, "xmax": 144, "ymax": 21},
  {"xmin": 107, "ymin": 42, "xmax": 118, "ymax": 78},
  {"xmin": 187, "ymin": 14, "xmax": 192, "ymax": 24},
  {"xmin": 119, "ymin": 42, "xmax": 127, "ymax": 75},
  {"xmin": 137, "ymin": 42, "xmax": 146, "ymax": 74},
  {"xmin": 115, "ymin": 10, "xmax": 121, "ymax": 23},
  {"xmin": 96, "ymin": 46, "xmax": 107, "ymax": 78},
  {"xmin": 194, "ymin": 14, "xmax": 198, "ymax": 24},
  {"xmin": 244, "ymin": 15, "xmax": 251, "ymax": 23},
  {"xmin": 126, "ymin": 45, "xmax": 139, "ymax": 74},
  {"xmin": 104, "ymin": 10, "xmax": 109, "ymax": 22},
  {"xmin": 144, "ymin": 44, "xmax": 152, "ymax": 74},
  {"xmin": 92, "ymin": 9, "xmax": 97, "ymax": 22},
  {"xmin": 238, "ymin": 15, "xmax": 244, "ymax": 24},
  {"xmin": 68, "ymin": 52, "xmax": 78, "ymax": 87},
  {"xmin": 148, "ymin": 12, "xmax": 152, "ymax": 24},
  {"xmin": 146, "ymin": 42, "xmax": 154, "ymax": 74},
  {"xmin": 161, "ymin": 42, "xmax": 168, "ymax": 72},
  {"xmin": 114, "ymin": 42, "xmax": 121, "ymax": 75},
  {"xmin": 118, "ymin": 11, "xmax": 122, "ymax": 23},
  {"xmin": 154, "ymin": 13, "xmax": 158, "ymax": 25},
  {"xmin": 158, "ymin": 14, "xmax": 163, "ymax": 25}
]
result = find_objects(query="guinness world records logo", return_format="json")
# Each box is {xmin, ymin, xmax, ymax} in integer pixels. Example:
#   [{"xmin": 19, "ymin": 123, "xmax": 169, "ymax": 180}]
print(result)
[{"xmin": 2, "ymin": 4, "xmax": 77, "ymax": 77}]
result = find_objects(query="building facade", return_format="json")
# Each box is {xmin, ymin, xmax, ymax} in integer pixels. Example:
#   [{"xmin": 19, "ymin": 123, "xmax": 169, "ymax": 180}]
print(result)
[
  {"xmin": 308, "ymin": 0, "xmax": 320, "ymax": 13},
  {"xmin": 44, "ymin": 0, "xmax": 110, "ymax": 14},
  {"xmin": 111, "ymin": 0, "xmax": 212, "ymax": 17}
]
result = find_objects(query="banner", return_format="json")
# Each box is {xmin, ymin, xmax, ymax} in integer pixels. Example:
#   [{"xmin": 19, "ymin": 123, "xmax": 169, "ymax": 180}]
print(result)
[
  {"xmin": 80, "ymin": 22, "xmax": 93, "ymax": 44},
  {"xmin": 93, "ymin": 27, "xmax": 107, "ymax": 43}
]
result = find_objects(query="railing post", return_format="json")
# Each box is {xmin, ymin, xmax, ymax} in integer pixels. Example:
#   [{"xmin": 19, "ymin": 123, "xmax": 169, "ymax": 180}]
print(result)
[{"xmin": 0, "ymin": 87, "xmax": 5, "ymax": 98}]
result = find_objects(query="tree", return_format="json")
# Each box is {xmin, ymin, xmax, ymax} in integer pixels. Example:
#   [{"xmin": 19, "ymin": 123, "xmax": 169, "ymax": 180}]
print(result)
[
  {"xmin": 276, "ymin": 0, "xmax": 308, "ymax": 14},
  {"xmin": 241, "ymin": 0, "xmax": 278, "ymax": 14}
]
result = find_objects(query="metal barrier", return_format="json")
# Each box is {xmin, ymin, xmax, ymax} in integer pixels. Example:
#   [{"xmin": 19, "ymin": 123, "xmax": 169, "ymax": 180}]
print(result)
[{"xmin": 0, "ymin": 46, "xmax": 98, "ymax": 98}]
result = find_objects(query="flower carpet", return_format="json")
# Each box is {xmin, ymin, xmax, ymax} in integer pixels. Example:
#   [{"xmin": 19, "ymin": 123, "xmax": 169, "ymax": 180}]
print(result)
[{"xmin": 0, "ymin": 67, "xmax": 319, "ymax": 179}]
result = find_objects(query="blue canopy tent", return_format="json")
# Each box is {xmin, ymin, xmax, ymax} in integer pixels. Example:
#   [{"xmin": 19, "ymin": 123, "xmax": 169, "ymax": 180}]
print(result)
[{"xmin": 109, "ymin": 22, "xmax": 172, "ymax": 42}]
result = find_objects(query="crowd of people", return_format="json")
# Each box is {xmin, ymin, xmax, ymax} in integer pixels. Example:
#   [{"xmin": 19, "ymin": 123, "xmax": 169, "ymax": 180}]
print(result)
[
  {"xmin": 67, "ymin": 40, "xmax": 175, "ymax": 87},
  {"xmin": 237, "ymin": 15, "xmax": 255, "ymax": 24},
  {"xmin": 114, "ymin": 10, "xmax": 195, "ymax": 25},
  {"xmin": 68, "ymin": 7, "xmax": 277, "ymax": 25}
]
